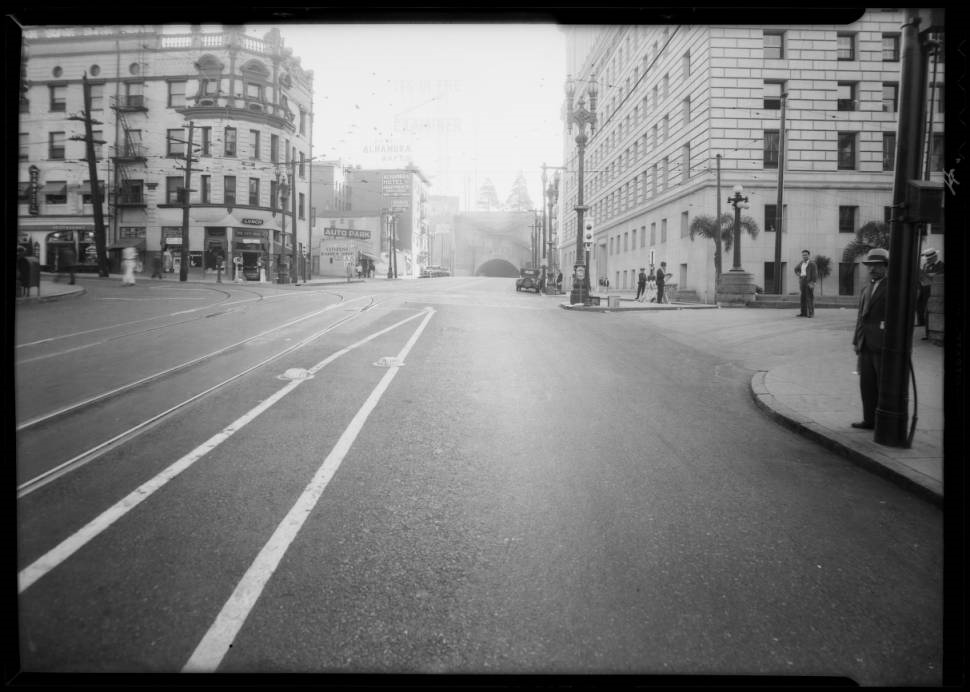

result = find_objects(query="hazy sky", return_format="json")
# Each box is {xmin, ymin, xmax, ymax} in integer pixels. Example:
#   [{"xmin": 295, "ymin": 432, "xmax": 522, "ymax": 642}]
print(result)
[{"xmin": 249, "ymin": 23, "xmax": 568, "ymax": 210}]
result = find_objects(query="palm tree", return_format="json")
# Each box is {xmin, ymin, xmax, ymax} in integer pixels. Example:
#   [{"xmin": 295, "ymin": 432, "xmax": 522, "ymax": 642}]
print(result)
[
  {"xmin": 689, "ymin": 213, "xmax": 761, "ymax": 287},
  {"xmin": 814, "ymin": 254, "xmax": 832, "ymax": 295},
  {"xmin": 841, "ymin": 221, "xmax": 890, "ymax": 263}
]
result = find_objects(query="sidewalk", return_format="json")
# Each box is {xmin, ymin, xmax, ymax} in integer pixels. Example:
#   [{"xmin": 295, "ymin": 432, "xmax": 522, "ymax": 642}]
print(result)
[
  {"xmin": 17, "ymin": 279, "xmax": 944, "ymax": 505},
  {"xmin": 563, "ymin": 290, "xmax": 944, "ymax": 506}
]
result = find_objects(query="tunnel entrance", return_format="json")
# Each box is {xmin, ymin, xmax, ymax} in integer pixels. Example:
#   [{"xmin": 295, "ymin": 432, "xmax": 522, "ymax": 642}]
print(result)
[{"xmin": 475, "ymin": 258, "xmax": 519, "ymax": 277}]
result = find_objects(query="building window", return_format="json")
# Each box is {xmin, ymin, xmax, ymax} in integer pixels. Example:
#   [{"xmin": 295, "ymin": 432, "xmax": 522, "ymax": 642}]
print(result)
[
  {"xmin": 200, "ymin": 127, "xmax": 211, "ymax": 157},
  {"xmin": 270, "ymin": 180, "xmax": 278, "ymax": 210},
  {"xmin": 299, "ymin": 110, "xmax": 306, "ymax": 135},
  {"xmin": 661, "ymin": 157, "xmax": 668, "ymax": 190},
  {"xmin": 249, "ymin": 178, "xmax": 260, "ymax": 206},
  {"xmin": 200, "ymin": 175, "xmax": 211, "ymax": 204},
  {"xmin": 44, "ymin": 180, "xmax": 67, "ymax": 204},
  {"xmin": 882, "ymin": 133, "xmax": 896, "ymax": 171},
  {"xmin": 929, "ymin": 133, "xmax": 944, "ymax": 172},
  {"xmin": 299, "ymin": 152, "xmax": 306, "ymax": 178},
  {"xmin": 682, "ymin": 96, "xmax": 691, "ymax": 125},
  {"xmin": 837, "ymin": 82, "xmax": 856, "ymax": 111},
  {"xmin": 682, "ymin": 144, "xmax": 690, "ymax": 180},
  {"xmin": 19, "ymin": 132, "xmax": 28, "ymax": 160},
  {"xmin": 119, "ymin": 180, "xmax": 143, "ymax": 205},
  {"xmin": 682, "ymin": 50, "xmax": 690, "ymax": 79},
  {"xmin": 837, "ymin": 132, "xmax": 856, "ymax": 170},
  {"xmin": 662, "ymin": 114, "xmax": 669, "ymax": 141},
  {"xmin": 838, "ymin": 262, "xmax": 855, "ymax": 296},
  {"xmin": 89, "ymin": 83, "xmax": 103, "ymax": 111},
  {"xmin": 663, "ymin": 74, "xmax": 669, "ymax": 98},
  {"xmin": 166, "ymin": 176, "xmax": 183, "ymax": 204},
  {"xmin": 48, "ymin": 131, "xmax": 65, "ymax": 160},
  {"xmin": 168, "ymin": 81, "xmax": 186, "ymax": 108},
  {"xmin": 764, "ymin": 81, "xmax": 782, "ymax": 110},
  {"xmin": 90, "ymin": 65, "xmax": 100, "ymax": 77},
  {"xmin": 882, "ymin": 33, "xmax": 900, "ymax": 61},
  {"xmin": 245, "ymin": 82, "xmax": 262, "ymax": 101},
  {"xmin": 167, "ymin": 128, "xmax": 185, "ymax": 157},
  {"xmin": 250, "ymin": 129, "xmax": 260, "ymax": 160},
  {"xmin": 838, "ymin": 206, "xmax": 857, "ymax": 233},
  {"xmin": 882, "ymin": 83, "xmax": 899, "ymax": 113},
  {"xmin": 764, "ymin": 31, "xmax": 784, "ymax": 59},
  {"xmin": 932, "ymin": 83, "xmax": 944, "ymax": 115},
  {"xmin": 624, "ymin": 232, "xmax": 629, "ymax": 252},
  {"xmin": 124, "ymin": 82, "xmax": 144, "ymax": 108},
  {"xmin": 680, "ymin": 211, "xmax": 689, "ymax": 238},
  {"xmin": 661, "ymin": 218, "xmax": 667, "ymax": 244},
  {"xmin": 640, "ymin": 225, "xmax": 646, "ymax": 248},
  {"xmin": 837, "ymin": 33, "xmax": 855, "ymax": 60},
  {"xmin": 49, "ymin": 84, "xmax": 66, "ymax": 112},
  {"xmin": 81, "ymin": 180, "xmax": 105, "ymax": 205},
  {"xmin": 224, "ymin": 176, "xmax": 236, "ymax": 205},
  {"xmin": 92, "ymin": 130, "xmax": 103, "ymax": 160},
  {"xmin": 764, "ymin": 204, "xmax": 787, "ymax": 232},
  {"xmin": 202, "ymin": 79, "xmax": 219, "ymax": 97},
  {"xmin": 123, "ymin": 129, "xmax": 142, "ymax": 158},
  {"xmin": 764, "ymin": 130, "xmax": 779, "ymax": 169},
  {"xmin": 652, "ymin": 85, "xmax": 658, "ymax": 110},
  {"xmin": 224, "ymin": 127, "xmax": 236, "ymax": 157}
]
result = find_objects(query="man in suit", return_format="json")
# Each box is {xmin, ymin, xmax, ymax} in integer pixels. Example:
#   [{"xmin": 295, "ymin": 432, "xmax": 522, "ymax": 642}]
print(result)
[
  {"xmin": 794, "ymin": 249, "xmax": 818, "ymax": 317},
  {"xmin": 635, "ymin": 268, "xmax": 647, "ymax": 301},
  {"xmin": 655, "ymin": 262, "xmax": 668, "ymax": 304},
  {"xmin": 851, "ymin": 248, "xmax": 889, "ymax": 430},
  {"xmin": 916, "ymin": 247, "xmax": 943, "ymax": 339}
]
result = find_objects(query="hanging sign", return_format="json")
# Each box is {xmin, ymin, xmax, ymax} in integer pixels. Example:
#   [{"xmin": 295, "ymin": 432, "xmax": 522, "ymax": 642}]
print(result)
[{"xmin": 29, "ymin": 166, "xmax": 40, "ymax": 216}]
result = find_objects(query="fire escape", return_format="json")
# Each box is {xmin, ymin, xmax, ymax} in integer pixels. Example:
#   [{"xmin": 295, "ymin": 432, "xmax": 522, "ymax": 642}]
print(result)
[{"xmin": 111, "ymin": 96, "xmax": 148, "ymax": 207}]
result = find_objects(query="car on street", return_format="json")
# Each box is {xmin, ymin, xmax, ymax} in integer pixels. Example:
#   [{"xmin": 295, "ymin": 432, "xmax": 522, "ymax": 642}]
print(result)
[
  {"xmin": 420, "ymin": 265, "xmax": 451, "ymax": 278},
  {"xmin": 515, "ymin": 267, "xmax": 542, "ymax": 292}
]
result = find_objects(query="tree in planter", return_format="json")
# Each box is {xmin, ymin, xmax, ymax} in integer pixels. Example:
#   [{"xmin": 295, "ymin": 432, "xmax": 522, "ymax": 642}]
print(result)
[
  {"xmin": 813, "ymin": 254, "xmax": 832, "ymax": 295},
  {"xmin": 841, "ymin": 221, "xmax": 890, "ymax": 264},
  {"xmin": 689, "ymin": 213, "xmax": 761, "ymax": 289}
]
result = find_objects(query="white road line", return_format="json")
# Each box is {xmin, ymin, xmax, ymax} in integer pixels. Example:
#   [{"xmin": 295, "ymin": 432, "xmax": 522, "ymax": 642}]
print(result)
[
  {"xmin": 182, "ymin": 307, "xmax": 436, "ymax": 673},
  {"xmin": 17, "ymin": 308, "xmax": 430, "ymax": 594}
]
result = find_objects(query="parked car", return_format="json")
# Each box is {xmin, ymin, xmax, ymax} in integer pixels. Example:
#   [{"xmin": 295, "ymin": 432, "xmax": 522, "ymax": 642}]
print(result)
[
  {"xmin": 515, "ymin": 267, "xmax": 542, "ymax": 292},
  {"xmin": 420, "ymin": 265, "xmax": 452, "ymax": 278}
]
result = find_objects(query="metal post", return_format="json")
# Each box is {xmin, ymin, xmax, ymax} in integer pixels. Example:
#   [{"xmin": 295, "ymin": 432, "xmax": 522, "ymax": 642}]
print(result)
[{"xmin": 875, "ymin": 10, "xmax": 927, "ymax": 447}]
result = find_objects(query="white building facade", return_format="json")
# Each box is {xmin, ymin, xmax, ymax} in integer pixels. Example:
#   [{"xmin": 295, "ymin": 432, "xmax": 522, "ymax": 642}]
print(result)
[
  {"xmin": 560, "ymin": 11, "xmax": 945, "ymax": 301},
  {"xmin": 18, "ymin": 25, "xmax": 314, "ymax": 282}
]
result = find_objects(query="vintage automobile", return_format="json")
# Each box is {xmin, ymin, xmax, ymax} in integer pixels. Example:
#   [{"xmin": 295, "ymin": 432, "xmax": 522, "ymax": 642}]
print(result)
[
  {"xmin": 515, "ymin": 267, "xmax": 542, "ymax": 292},
  {"xmin": 420, "ymin": 265, "xmax": 451, "ymax": 278}
]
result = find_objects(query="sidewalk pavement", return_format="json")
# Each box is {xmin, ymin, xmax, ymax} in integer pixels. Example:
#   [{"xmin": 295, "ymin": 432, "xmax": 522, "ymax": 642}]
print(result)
[
  {"xmin": 565, "ymin": 289, "xmax": 944, "ymax": 506},
  {"xmin": 17, "ymin": 279, "xmax": 943, "ymax": 505}
]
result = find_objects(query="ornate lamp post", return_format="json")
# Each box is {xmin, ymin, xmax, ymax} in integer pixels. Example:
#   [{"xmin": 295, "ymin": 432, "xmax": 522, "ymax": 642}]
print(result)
[
  {"xmin": 565, "ymin": 73, "xmax": 598, "ymax": 305},
  {"xmin": 717, "ymin": 184, "xmax": 757, "ymax": 305}
]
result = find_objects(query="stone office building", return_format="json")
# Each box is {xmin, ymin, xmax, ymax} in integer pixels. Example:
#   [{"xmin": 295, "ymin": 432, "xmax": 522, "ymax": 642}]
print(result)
[
  {"xmin": 560, "ymin": 10, "xmax": 945, "ymax": 302},
  {"xmin": 18, "ymin": 24, "xmax": 314, "ymax": 282}
]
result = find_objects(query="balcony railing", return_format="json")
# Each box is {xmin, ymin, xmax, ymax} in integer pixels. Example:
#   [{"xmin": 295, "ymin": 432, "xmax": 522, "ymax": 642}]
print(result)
[
  {"xmin": 116, "ymin": 191, "xmax": 146, "ymax": 206},
  {"xmin": 112, "ymin": 94, "xmax": 147, "ymax": 111}
]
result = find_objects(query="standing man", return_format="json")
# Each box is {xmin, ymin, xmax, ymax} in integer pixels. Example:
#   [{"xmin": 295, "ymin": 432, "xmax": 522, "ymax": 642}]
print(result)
[
  {"xmin": 635, "ymin": 268, "xmax": 648, "ymax": 301},
  {"xmin": 59, "ymin": 245, "xmax": 77, "ymax": 285},
  {"xmin": 916, "ymin": 248, "xmax": 943, "ymax": 340},
  {"xmin": 655, "ymin": 262, "xmax": 667, "ymax": 304},
  {"xmin": 851, "ymin": 248, "xmax": 890, "ymax": 430},
  {"xmin": 794, "ymin": 249, "xmax": 818, "ymax": 317}
]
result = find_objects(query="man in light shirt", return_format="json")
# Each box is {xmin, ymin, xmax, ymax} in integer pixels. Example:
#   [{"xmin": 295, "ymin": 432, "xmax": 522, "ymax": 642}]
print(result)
[{"xmin": 794, "ymin": 249, "xmax": 818, "ymax": 317}]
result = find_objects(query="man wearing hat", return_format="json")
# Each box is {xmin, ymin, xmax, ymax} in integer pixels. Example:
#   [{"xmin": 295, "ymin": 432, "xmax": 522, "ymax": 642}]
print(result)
[
  {"xmin": 916, "ymin": 248, "xmax": 943, "ymax": 339},
  {"xmin": 851, "ymin": 248, "xmax": 890, "ymax": 429}
]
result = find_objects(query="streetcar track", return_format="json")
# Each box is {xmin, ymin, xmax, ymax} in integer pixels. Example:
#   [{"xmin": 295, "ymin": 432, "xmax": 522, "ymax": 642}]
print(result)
[
  {"xmin": 16, "ymin": 295, "xmax": 374, "ymax": 433},
  {"xmin": 16, "ymin": 300, "xmax": 384, "ymax": 499}
]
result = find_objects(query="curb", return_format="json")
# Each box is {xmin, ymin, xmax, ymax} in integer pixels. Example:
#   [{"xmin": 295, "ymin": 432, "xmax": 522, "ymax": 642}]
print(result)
[
  {"xmin": 749, "ymin": 371, "xmax": 942, "ymax": 507},
  {"xmin": 16, "ymin": 287, "xmax": 87, "ymax": 304}
]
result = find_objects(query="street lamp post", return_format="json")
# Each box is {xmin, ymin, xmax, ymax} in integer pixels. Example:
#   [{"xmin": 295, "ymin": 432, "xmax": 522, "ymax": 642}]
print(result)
[
  {"xmin": 565, "ymin": 73, "xmax": 598, "ymax": 305},
  {"xmin": 279, "ymin": 173, "xmax": 290, "ymax": 284},
  {"xmin": 717, "ymin": 184, "xmax": 757, "ymax": 305}
]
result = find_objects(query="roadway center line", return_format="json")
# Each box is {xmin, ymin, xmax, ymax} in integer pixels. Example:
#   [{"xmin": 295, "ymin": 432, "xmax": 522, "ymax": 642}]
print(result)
[
  {"xmin": 17, "ymin": 308, "xmax": 431, "ymax": 595},
  {"xmin": 182, "ymin": 307, "xmax": 436, "ymax": 673}
]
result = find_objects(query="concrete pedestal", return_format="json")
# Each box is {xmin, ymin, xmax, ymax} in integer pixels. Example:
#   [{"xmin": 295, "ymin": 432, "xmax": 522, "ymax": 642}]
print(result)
[{"xmin": 716, "ymin": 270, "xmax": 756, "ymax": 307}]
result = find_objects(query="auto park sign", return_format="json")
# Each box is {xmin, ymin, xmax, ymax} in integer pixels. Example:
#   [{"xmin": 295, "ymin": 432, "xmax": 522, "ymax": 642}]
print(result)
[{"xmin": 323, "ymin": 227, "xmax": 371, "ymax": 240}]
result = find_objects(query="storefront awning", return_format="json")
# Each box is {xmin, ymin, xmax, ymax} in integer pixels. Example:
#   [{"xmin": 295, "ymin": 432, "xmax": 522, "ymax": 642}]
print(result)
[
  {"xmin": 108, "ymin": 239, "xmax": 146, "ymax": 250},
  {"xmin": 41, "ymin": 182, "xmax": 66, "ymax": 196},
  {"xmin": 358, "ymin": 251, "xmax": 377, "ymax": 260}
]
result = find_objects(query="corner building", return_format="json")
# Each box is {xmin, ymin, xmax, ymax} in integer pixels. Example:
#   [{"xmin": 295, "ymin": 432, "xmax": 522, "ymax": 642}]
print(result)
[
  {"xmin": 19, "ymin": 25, "xmax": 314, "ymax": 281},
  {"xmin": 560, "ymin": 11, "xmax": 945, "ymax": 302}
]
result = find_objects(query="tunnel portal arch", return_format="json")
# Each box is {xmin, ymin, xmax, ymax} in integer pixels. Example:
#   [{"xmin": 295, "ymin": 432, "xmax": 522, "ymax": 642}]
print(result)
[{"xmin": 475, "ymin": 258, "xmax": 519, "ymax": 277}]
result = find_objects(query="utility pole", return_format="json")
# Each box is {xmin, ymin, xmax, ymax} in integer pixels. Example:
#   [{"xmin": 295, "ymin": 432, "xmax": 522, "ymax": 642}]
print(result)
[
  {"xmin": 541, "ymin": 164, "xmax": 548, "ymax": 268},
  {"xmin": 772, "ymin": 93, "xmax": 787, "ymax": 294},
  {"xmin": 875, "ymin": 8, "xmax": 939, "ymax": 447},
  {"xmin": 290, "ymin": 156, "xmax": 299, "ymax": 284},
  {"xmin": 176, "ymin": 121, "xmax": 197, "ymax": 282},
  {"xmin": 69, "ymin": 73, "xmax": 109, "ymax": 277},
  {"xmin": 715, "ymin": 154, "xmax": 722, "ymax": 291}
]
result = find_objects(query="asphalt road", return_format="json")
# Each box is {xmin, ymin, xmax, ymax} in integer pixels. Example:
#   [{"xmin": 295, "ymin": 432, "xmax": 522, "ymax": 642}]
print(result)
[{"xmin": 14, "ymin": 276, "xmax": 943, "ymax": 683}]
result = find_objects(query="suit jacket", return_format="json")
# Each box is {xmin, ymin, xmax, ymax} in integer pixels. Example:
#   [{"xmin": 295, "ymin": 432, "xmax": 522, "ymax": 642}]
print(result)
[
  {"xmin": 795, "ymin": 259, "xmax": 818, "ymax": 284},
  {"xmin": 655, "ymin": 268, "xmax": 666, "ymax": 285},
  {"xmin": 853, "ymin": 278, "xmax": 888, "ymax": 351}
]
